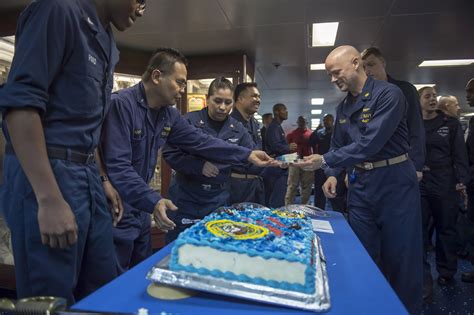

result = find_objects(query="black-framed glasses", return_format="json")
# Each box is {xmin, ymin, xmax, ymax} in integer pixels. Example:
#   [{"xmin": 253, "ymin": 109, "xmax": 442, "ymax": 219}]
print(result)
[
  {"xmin": 175, "ymin": 78, "xmax": 187, "ymax": 89},
  {"xmin": 152, "ymin": 68, "xmax": 187, "ymax": 89}
]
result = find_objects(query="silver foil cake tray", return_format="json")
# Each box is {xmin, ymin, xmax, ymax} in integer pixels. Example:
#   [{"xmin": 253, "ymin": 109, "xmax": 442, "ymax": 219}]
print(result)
[{"xmin": 146, "ymin": 237, "xmax": 331, "ymax": 312}]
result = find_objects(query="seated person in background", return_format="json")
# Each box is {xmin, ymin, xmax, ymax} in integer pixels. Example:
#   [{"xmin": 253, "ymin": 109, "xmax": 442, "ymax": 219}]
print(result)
[
  {"xmin": 285, "ymin": 116, "xmax": 313, "ymax": 205},
  {"xmin": 162, "ymin": 77, "xmax": 254, "ymax": 243},
  {"xmin": 438, "ymin": 95, "xmax": 461, "ymax": 119}
]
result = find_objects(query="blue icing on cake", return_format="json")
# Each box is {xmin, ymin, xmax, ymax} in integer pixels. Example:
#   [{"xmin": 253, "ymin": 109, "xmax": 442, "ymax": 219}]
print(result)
[{"xmin": 169, "ymin": 207, "xmax": 316, "ymax": 294}]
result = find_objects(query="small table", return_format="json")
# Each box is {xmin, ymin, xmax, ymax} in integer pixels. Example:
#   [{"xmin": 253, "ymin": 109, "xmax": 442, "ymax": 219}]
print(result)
[{"xmin": 73, "ymin": 211, "xmax": 407, "ymax": 314}]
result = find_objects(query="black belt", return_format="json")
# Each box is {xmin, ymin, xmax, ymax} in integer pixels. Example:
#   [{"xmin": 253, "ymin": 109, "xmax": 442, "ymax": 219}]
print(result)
[
  {"xmin": 5, "ymin": 144, "xmax": 95, "ymax": 165},
  {"xmin": 423, "ymin": 164, "xmax": 452, "ymax": 171},
  {"xmin": 354, "ymin": 154, "xmax": 408, "ymax": 171},
  {"xmin": 176, "ymin": 174, "xmax": 226, "ymax": 191}
]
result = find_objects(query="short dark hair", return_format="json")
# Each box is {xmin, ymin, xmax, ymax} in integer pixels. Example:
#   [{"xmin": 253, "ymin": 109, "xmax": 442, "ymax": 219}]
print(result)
[
  {"xmin": 323, "ymin": 114, "xmax": 334, "ymax": 119},
  {"xmin": 207, "ymin": 77, "xmax": 234, "ymax": 96},
  {"xmin": 262, "ymin": 113, "xmax": 273, "ymax": 121},
  {"xmin": 361, "ymin": 47, "xmax": 384, "ymax": 61},
  {"xmin": 234, "ymin": 82, "xmax": 258, "ymax": 102},
  {"xmin": 272, "ymin": 103, "xmax": 286, "ymax": 115},
  {"xmin": 142, "ymin": 47, "xmax": 188, "ymax": 82}
]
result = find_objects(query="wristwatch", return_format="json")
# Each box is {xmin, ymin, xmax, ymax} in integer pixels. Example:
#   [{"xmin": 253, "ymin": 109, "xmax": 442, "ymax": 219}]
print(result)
[
  {"xmin": 100, "ymin": 175, "xmax": 109, "ymax": 182},
  {"xmin": 320, "ymin": 156, "xmax": 329, "ymax": 170}
]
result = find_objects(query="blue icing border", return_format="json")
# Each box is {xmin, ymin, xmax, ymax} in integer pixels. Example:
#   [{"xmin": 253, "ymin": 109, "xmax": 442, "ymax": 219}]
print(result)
[{"xmin": 169, "ymin": 208, "xmax": 316, "ymax": 294}]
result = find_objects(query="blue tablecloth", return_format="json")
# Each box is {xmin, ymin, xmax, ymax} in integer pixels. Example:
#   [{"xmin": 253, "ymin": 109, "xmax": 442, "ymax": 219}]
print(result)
[{"xmin": 73, "ymin": 211, "xmax": 407, "ymax": 314}]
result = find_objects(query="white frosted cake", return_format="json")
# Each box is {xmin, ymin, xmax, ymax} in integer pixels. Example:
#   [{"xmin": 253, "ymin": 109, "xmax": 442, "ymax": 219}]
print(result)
[{"xmin": 169, "ymin": 207, "xmax": 316, "ymax": 293}]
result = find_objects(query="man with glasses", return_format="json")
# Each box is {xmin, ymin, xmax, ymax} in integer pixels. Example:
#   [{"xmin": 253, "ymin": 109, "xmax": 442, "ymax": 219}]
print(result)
[
  {"xmin": 100, "ymin": 49, "xmax": 273, "ymax": 273},
  {"xmin": 0, "ymin": 0, "xmax": 145, "ymax": 304}
]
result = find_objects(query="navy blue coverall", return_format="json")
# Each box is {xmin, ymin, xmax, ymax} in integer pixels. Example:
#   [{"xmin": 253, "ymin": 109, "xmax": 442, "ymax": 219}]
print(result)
[
  {"xmin": 101, "ymin": 83, "xmax": 253, "ymax": 272},
  {"xmin": 324, "ymin": 77, "xmax": 422, "ymax": 314},
  {"xmin": 0, "ymin": 0, "xmax": 119, "ymax": 303},
  {"xmin": 467, "ymin": 117, "xmax": 474, "ymax": 222},
  {"xmin": 263, "ymin": 119, "xmax": 290, "ymax": 208},
  {"xmin": 228, "ymin": 109, "xmax": 265, "ymax": 205},
  {"xmin": 387, "ymin": 75, "xmax": 426, "ymax": 171},
  {"xmin": 420, "ymin": 112, "xmax": 469, "ymax": 286},
  {"xmin": 309, "ymin": 128, "xmax": 347, "ymax": 212},
  {"xmin": 162, "ymin": 108, "xmax": 253, "ymax": 242}
]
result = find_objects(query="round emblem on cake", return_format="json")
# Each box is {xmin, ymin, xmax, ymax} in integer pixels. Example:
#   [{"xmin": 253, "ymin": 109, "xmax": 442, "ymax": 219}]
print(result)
[
  {"xmin": 272, "ymin": 209, "xmax": 306, "ymax": 219},
  {"xmin": 205, "ymin": 220, "xmax": 268, "ymax": 240}
]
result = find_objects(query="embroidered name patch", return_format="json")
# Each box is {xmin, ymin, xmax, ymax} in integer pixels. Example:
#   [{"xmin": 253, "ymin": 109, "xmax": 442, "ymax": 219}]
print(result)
[{"xmin": 437, "ymin": 126, "xmax": 449, "ymax": 137}]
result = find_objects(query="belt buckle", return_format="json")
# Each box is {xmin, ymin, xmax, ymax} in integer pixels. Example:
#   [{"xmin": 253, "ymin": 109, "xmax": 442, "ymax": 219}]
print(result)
[
  {"xmin": 202, "ymin": 184, "xmax": 212, "ymax": 191},
  {"xmin": 85, "ymin": 153, "xmax": 95, "ymax": 164},
  {"xmin": 363, "ymin": 162, "xmax": 374, "ymax": 170}
]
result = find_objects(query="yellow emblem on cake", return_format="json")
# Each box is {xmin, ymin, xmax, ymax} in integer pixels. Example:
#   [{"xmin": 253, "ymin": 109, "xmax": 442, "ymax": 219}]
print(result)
[
  {"xmin": 272, "ymin": 209, "xmax": 306, "ymax": 219},
  {"xmin": 206, "ymin": 220, "xmax": 268, "ymax": 240}
]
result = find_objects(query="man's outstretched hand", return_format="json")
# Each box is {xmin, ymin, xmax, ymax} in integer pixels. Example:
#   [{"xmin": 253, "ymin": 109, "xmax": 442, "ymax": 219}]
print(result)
[
  {"xmin": 247, "ymin": 150, "xmax": 276, "ymax": 167},
  {"xmin": 291, "ymin": 154, "xmax": 323, "ymax": 171}
]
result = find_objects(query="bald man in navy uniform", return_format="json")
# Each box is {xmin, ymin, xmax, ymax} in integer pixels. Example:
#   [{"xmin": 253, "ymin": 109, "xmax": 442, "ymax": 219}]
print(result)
[{"xmin": 294, "ymin": 46, "xmax": 422, "ymax": 314}]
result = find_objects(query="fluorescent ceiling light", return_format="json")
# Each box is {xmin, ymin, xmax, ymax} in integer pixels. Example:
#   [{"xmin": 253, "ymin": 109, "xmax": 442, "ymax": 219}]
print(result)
[
  {"xmin": 311, "ymin": 109, "xmax": 322, "ymax": 115},
  {"xmin": 418, "ymin": 59, "xmax": 474, "ymax": 67},
  {"xmin": 310, "ymin": 63, "xmax": 325, "ymax": 71},
  {"xmin": 463, "ymin": 113, "xmax": 474, "ymax": 117},
  {"xmin": 311, "ymin": 98, "xmax": 324, "ymax": 105},
  {"xmin": 311, "ymin": 22, "xmax": 339, "ymax": 47},
  {"xmin": 414, "ymin": 84, "xmax": 436, "ymax": 90},
  {"xmin": 311, "ymin": 119, "xmax": 320, "ymax": 126}
]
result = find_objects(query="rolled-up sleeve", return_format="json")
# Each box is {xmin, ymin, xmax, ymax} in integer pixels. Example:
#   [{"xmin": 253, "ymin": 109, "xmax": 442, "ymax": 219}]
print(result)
[{"xmin": 0, "ymin": 1, "xmax": 73, "ymax": 115}]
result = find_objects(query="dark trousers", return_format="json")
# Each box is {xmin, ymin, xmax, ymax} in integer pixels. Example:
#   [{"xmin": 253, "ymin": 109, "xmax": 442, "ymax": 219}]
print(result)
[
  {"xmin": 2, "ymin": 156, "xmax": 117, "ymax": 304},
  {"xmin": 166, "ymin": 180, "xmax": 230, "ymax": 243},
  {"xmin": 314, "ymin": 169, "xmax": 347, "ymax": 212},
  {"xmin": 348, "ymin": 161, "xmax": 422, "ymax": 315},
  {"xmin": 228, "ymin": 176, "xmax": 265, "ymax": 205},
  {"xmin": 421, "ymin": 192, "xmax": 459, "ymax": 282},
  {"xmin": 113, "ymin": 208, "xmax": 152, "ymax": 275},
  {"xmin": 262, "ymin": 167, "xmax": 288, "ymax": 208},
  {"xmin": 420, "ymin": 168, "xmax": 461, "ymax": 285},
  {"xmin": 466, "ymin": 180, "xmax": 474, "ymax": 262}
]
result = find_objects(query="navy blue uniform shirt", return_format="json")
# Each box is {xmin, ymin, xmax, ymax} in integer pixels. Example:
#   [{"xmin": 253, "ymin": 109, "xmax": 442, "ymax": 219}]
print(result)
[
  {"xmin": 325, "ymin": 76, "xmax": 410, "ymax": 176},
  {"xmin": 309, "ymin": 128, "xmax": 332, "ymax": 155},
  {"xmin": 0, "ymin": 0, "xmax": 118, "ymax": 153},
  {"xmin": 467, "ymin": 117, "xmax": 474, "ymax": 178},
  {"xmin": 101, "ymin": 83, "xmax": 253, "ymax": 214},
  {"xmin": 266, "ymin": 119, "xmax": 290, "ymax": 157},
  {"xmin": 388, "ymin": 75, "xmax": 426, "ymax": 171},
  {"xmin": 422, "ymin": 112, "xmax": 469, "ymax": 185},
  {"xmin": 162, "ymin": 108, "xmax": 253, "ymax": 184},
  {"xmin": 230, "ymin": 109, "xmax": 263, "ymax": 175}
]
